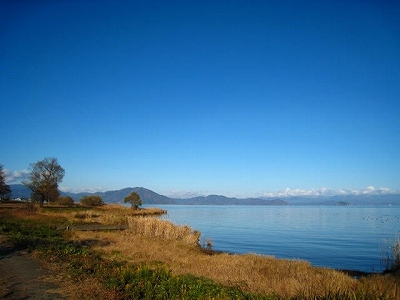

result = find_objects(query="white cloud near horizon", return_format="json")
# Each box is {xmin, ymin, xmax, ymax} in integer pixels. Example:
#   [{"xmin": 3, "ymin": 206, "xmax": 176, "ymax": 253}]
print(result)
[
  {"xmin": 4, "ymin": 169, "xmax": 30, "ymax": 183},
  {"xmin": 166, "ymin": 190, "xmax": 207, "ymax": 199},
  {"xmin": 165, "ymin": 186, "xmax": 399, "ymax": 199},
  {"xmin": 261, "ymin": 186, "xmax": 398, "ymax": 198},
  {"xmin": 59, "ymin": 186, "xmax": 108, "ymax": 194}
]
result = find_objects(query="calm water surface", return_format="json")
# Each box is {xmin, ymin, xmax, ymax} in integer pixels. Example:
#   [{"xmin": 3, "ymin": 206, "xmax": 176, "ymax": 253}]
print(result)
[{"xmin": 150, "ymin": 205, "xmax": 400, "ymax": 272}]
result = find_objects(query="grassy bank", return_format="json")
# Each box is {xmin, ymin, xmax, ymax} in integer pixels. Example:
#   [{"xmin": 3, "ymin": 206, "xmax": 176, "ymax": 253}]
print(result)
[{"xmin": 0, "ymin": 203, "xmax": 399, "ymax": 299}]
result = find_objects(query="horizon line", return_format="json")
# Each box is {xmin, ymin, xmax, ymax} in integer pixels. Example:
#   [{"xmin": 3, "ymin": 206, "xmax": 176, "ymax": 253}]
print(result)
[{"xmin": 9, "ymin": 183, "xmax": 400, "ymax": 199}]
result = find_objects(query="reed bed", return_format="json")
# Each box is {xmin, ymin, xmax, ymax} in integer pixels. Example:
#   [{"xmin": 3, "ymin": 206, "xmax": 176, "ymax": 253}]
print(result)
[{"xmin": 126, "ymin": 216, "xmax": 201, "ymax": 246}]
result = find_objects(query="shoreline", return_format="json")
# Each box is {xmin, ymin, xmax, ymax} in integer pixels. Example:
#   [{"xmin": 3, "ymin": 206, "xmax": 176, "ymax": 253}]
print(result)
[
  {"xmin": 1, "ymin": 202, "xmax": 398, "ymax": 299},
  {"xmin": 155, "ymin": 204, "xmax": 396, "ymax": 274}
]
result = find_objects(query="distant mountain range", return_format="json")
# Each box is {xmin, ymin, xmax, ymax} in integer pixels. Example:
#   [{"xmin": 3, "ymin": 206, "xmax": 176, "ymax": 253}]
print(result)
[{"xmin": 8, "ymin": 184, "xmax": 400, "ymax": 206}]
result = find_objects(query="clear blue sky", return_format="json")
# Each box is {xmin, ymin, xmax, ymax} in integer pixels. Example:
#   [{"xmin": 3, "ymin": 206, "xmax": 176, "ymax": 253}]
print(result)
[{"xmin": 1, "ymin": 1, "xmax": 399, "ymax": 198}]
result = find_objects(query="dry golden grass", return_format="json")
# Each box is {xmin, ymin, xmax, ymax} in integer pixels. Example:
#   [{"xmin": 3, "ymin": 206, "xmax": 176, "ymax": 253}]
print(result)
[
  {"xmin": 127, "ymin": 216, "xmax": 200, "ymax": 245},
  {"xmin": 96, "ymin": 204, "xmax": 166, "ymax": 216},
  {"xmin": 3, "ymin": 203, "xmax": 398, "ymax": 299},
  {"xmin": 39, "ymin": 204, "xmax": 166, "ymax": 225},
  {"xmin": 72, "ymin": 230, "xmax": 353, "ymax": 298},
  {"xmin": 70, "ymin": 214, "xmax": 400, "ymax": 299}
]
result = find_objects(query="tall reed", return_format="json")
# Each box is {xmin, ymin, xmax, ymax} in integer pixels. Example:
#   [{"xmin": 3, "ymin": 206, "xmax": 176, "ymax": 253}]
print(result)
[{"xmin": 126, "ymin": 216, "xmax": 201, "ymax": 246}]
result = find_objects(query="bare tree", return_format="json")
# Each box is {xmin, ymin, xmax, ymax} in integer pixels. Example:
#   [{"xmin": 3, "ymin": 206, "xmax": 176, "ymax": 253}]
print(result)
[{"xmin": 22, "ymin": 157, "xmax": 65, "ymax": 207}]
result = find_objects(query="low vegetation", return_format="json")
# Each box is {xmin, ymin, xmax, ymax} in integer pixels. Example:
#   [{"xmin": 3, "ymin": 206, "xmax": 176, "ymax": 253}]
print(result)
[
  {"xmin": 381, "ymin": 235, "xmax": 400, "ymax": 274},
  {"xmin": 80, "ymin": 195, "xmax": 105, "ymax": 206},
  {"xmin": 127, "ymin": 216, "xmax": 201, "ymax": 245},
  {"xmin": 57, "ymin": 196, "xmax": 75, "ymax": 206},
  {"xmin": 1, "ymin": 202, "xmax": 399, "ymax": 299}
]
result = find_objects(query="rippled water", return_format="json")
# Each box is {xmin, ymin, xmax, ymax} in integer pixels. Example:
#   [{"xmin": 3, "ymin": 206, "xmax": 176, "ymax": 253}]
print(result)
[{"xmin": 151, "ymin": 205, "xmax": 400, "ymax": 272}]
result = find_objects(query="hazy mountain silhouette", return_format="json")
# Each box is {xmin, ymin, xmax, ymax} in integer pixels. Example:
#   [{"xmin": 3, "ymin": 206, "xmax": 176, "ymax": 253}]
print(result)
[
  {"xmin": 173, "ymin": 195, "xmax": 287, "ymax": 205},
  {"xmin": 8, "ymin": 185, "xmax": 285, "ymax": 205}
]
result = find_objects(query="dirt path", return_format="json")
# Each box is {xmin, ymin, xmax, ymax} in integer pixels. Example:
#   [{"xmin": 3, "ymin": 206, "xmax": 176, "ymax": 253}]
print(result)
[{"xmin": 0, "ymin": 243, "xmax": 65, "ymax": 299}]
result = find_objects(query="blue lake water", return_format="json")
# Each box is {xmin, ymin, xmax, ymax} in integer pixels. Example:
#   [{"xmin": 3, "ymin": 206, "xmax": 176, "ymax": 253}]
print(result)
[{"xmin": 147, "ymin": 205, "xmax": 400, "ymax": 273}]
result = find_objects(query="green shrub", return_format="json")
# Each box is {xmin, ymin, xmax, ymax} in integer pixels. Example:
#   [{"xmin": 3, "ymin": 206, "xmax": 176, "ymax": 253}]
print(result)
[
  {"xmin": 124, "ymin": 191, "xmax": 142, "ymax": 209},
  {"xmin": 80, "ymin": 195, "xmax": 104, "ymax": 207}
]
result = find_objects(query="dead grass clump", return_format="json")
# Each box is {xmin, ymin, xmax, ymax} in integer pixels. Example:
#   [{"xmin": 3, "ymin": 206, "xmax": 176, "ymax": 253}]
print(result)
[
  {"xmin": 74, "ymin": 211, "xmax": 100, "ymax": 220},
  {"xmin": 130, "ymin": 207, "xmax": 167, "ymax": 216},
  {"xmin": 97, "ymin": 204, "xmax": 166, "ymax": 215},
  {"xmin": 127, "ymin": 216, "xmax": 200, "ymax": 246},
  {"xmin": 357, "ymin": 274, "xmax": 400, "ymax": 299},
  {"xmin": 97, "ymin": 206, "xmax": 167, "ymax": 225}
]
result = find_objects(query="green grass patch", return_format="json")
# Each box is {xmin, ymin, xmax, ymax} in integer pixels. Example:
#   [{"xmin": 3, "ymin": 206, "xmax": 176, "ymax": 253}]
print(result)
[
  {"xmin": 102, "ymin": 264, "xmax": 273, "ymax": 300},
  {"xmin": 0, "ymin": 219, "xmax": 64, "ymax": 249}
]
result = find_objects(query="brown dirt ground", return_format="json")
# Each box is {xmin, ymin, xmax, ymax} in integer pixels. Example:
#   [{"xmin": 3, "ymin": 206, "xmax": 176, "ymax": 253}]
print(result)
[{"xmin": 0, "ymin": 238, "xmax": 66, "ymax": 300}]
